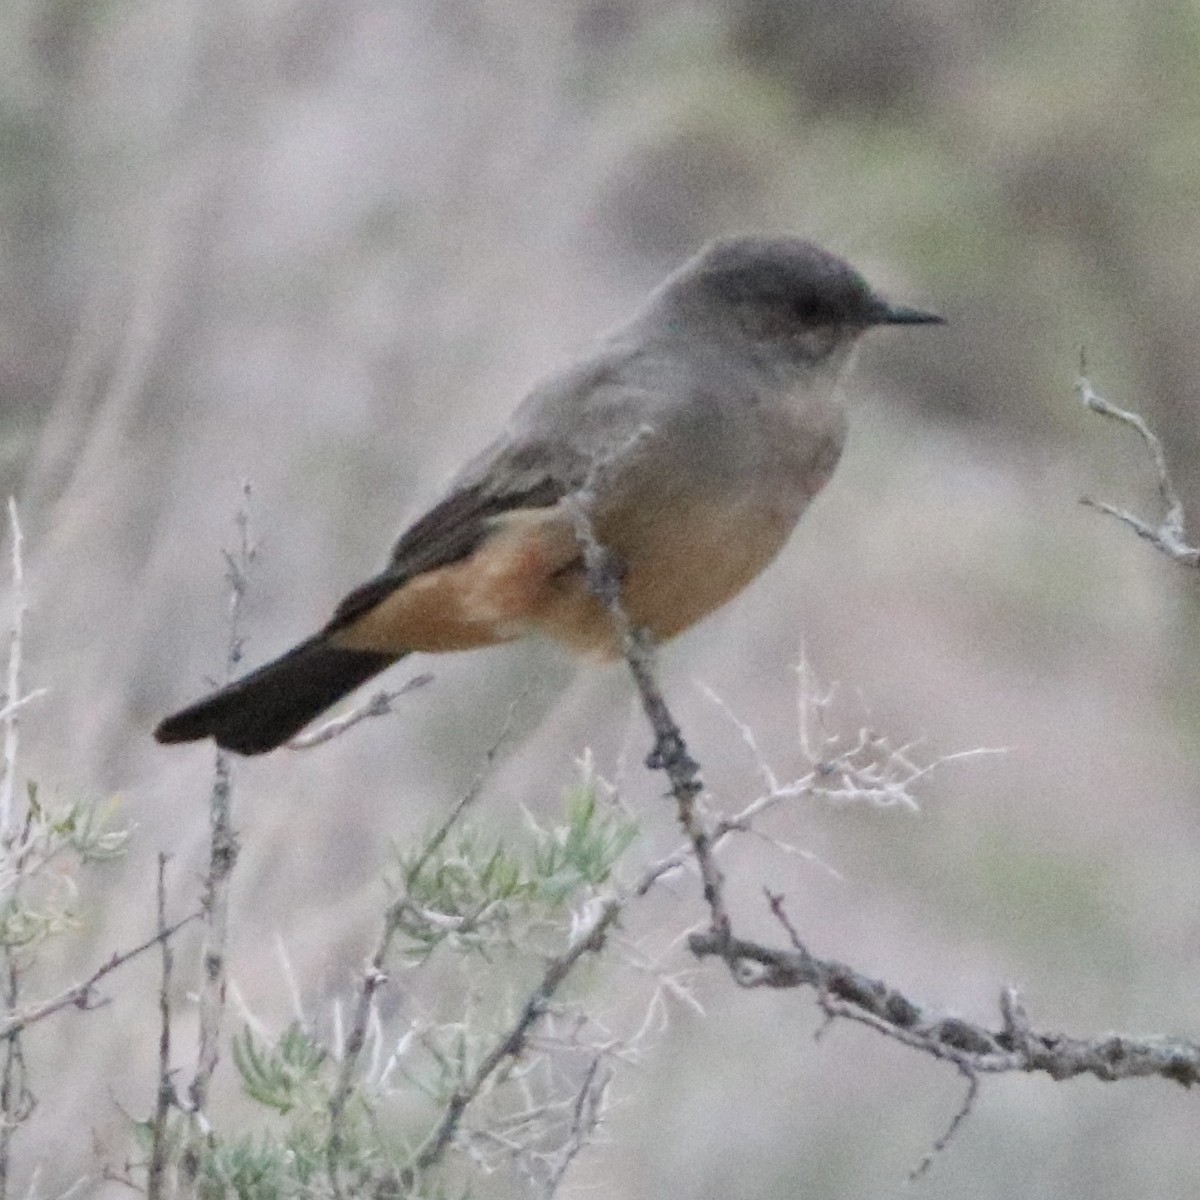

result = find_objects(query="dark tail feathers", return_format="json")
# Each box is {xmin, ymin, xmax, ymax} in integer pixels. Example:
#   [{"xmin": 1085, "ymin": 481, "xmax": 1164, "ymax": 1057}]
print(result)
[{"xmin": 154, "ymin": 634, "xmax": 400, "ymax": 755}]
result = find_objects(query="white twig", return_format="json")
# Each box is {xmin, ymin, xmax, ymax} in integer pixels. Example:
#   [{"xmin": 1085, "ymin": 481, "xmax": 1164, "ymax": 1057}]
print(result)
[
  {"xmin": 1076, "ymin": 362, "xmax": 1200, "ymax": 566},
  {"xmin": 1, "ymin": 500, "xmax": 27, "ymax": 834},
  {"xmin": 286, "ymin": 673, "xmax": 433, "ymax": 749},
  {"xmin": 537, "ymin": 1056, "xmax": 611, "ymax": 1199},
  {"xmin": 0, "ymin": 694, "xmax": 46, "ymax": 729},
  {"xmin": 273, "ymin": 933, "xmax": 307, "ymax": 1026},
  {"xmin": 910, "ymin": 1066, "xmax": 979, "ymax": 1181}
]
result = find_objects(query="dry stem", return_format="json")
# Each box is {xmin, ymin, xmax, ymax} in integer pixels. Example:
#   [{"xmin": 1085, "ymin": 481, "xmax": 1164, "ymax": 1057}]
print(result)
[
  {"xmin": 184, "ymin": 487, "xmax": 253, "ymax": 1179},
  {"xmin": 0, "ymin": 911, "xmax": 199, "ymax": 1044},
  {"xmin": 147, "ymin": 854, "xmax": 176, "ymax": 1200}
]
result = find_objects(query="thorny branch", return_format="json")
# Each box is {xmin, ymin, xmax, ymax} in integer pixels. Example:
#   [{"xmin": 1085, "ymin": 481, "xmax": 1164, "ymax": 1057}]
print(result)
[
  {"xmin": 1076, "ymin": 361, "xmax": 1200, "ymax": 566},
  {"xmin": 689, "ymin": 906, "xmax": 1200, "ymax": 1090},
  {"xmin": 405, "ymin": 898, "xmax": 622, "ymax": 1189},
  {"xmin": 564, "ymin": 477, "xmax": 730, "ymax": 947},
  {"xmin": 450, "ymin": 1046, "xmax": 614, "ymax": 1194},
  {"xmin": 564, "ymin": 447, "xmax": 1200, "ymax": 1177}
]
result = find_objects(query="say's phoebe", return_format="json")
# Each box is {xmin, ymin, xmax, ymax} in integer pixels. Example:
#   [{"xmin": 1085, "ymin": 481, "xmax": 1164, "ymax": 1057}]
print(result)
[{"xmin": 155, "ymin": 235, "xmax": 942, "ymax": 754}]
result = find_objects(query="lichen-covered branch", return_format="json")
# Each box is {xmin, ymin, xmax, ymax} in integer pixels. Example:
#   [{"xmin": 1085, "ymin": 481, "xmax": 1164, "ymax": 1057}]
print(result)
[{"xmin": 689, "ymin": 918, "xmax": 1200, "ymax": 1088}]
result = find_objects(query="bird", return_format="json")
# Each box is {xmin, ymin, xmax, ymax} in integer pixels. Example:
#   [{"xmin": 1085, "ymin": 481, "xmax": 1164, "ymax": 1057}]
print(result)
[{"xmin": 155, "ymin": 234, "xmax": 942, "ymax": 755}]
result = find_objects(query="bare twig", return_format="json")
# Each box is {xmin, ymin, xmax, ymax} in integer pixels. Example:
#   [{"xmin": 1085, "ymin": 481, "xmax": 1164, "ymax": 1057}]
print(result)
[
  {"xmin": 0, "ymin": 695, "xmax": 46, "ymax": 731},
  {"xmin": 147, "ymin": 855, "xmax": 177, "ymax": 1200},
  {"xmin": 0, "ymin": 911, "xmax": 200, "ymax": 1045},
  {"xmin": 910, "ymin": 1066, "xmax": 978, "ymax": 1181},
  {"xmin": 325, "ymin": 955, "xmax": 388, "ymax": 1196},
  {"xmin": 463, "ymin": 1046, "xmax": 615, "ymax": 1195},
  {"xmin": 185, "ymin": 489, "xmax": 254, "ymax": 1176},
  {"xmin": 186, "ymin": 743, "xmax": 236, "ymax": 1132},
  {"xmin": 1076, "ymin": 360, "xmax": 1199, "ymax": 566},
  {"xmin": 699, "ymin": 661, "xmax": 1005, "ymax": 836},
  {"xmin": 0, "ymin": 959, "xmax": 29, "ymax": 1200},
  {"xmin": 286, "ymin": 673, "xmax": 434, "ymax": 750},
  {"xmin": 221, "ymin": 483, "xmax": 257, "ymax": 674}
]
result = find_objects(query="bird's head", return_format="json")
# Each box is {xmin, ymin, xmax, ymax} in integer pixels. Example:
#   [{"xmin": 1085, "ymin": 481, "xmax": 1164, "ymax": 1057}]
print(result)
[{"xmin": 667, "ymin": 235, "xmax": 943, "ymax": 371}]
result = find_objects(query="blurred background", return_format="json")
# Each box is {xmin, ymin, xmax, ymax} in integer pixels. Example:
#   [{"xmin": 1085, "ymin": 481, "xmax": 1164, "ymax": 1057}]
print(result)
[{"xmin": 3, "ymin": 0, "xmax": 1200, "ymax": 1194}]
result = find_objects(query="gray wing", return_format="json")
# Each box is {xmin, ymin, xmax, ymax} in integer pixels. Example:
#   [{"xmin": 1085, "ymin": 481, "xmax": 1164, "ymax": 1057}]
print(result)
[
  {"xmin": 324, "ymin": 345, "xmax": 678, "ymax": 636},
  {"xmin": 324, "ymin": 439, "xmax": 585, "ymax": 633}
]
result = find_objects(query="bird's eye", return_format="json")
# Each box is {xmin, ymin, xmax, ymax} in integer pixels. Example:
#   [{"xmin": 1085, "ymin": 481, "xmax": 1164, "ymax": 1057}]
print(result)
[{"xmin": 792, "ymin": 292, "xmax": 829, "ymax": 322}]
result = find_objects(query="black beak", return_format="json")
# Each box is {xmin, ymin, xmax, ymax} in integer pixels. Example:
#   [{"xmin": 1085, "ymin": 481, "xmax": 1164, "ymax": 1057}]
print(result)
[{"xmin": 874, "ymin": 300, "xmax": 945, "ymax": 326}]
